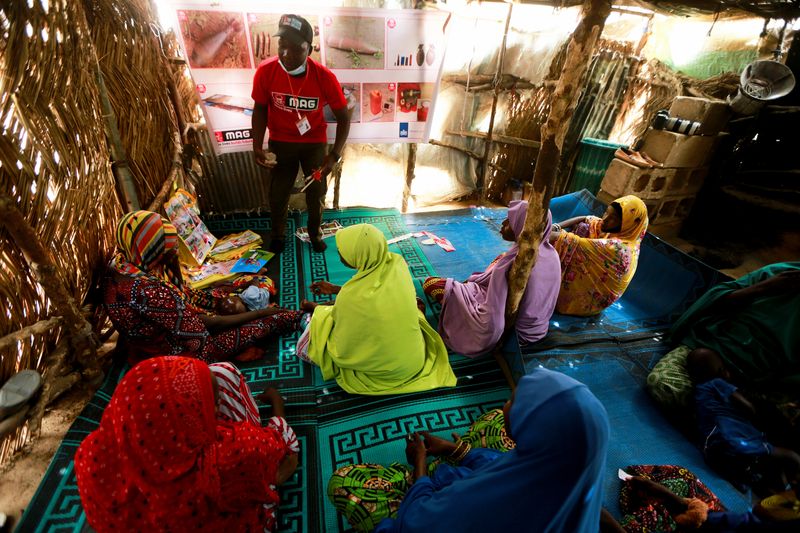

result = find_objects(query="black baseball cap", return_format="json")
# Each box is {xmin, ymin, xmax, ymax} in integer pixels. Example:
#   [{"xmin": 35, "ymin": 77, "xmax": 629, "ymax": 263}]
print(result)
[{"xmin": 275, "ymin": 14, "xmax": 313, "ymax": 46}]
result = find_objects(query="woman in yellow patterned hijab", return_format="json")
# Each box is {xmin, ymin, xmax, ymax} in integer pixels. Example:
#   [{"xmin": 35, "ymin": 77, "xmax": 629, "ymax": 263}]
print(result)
[{"xmin": 550, "ymin": 195, "xmax": 649, "ymax": 316}]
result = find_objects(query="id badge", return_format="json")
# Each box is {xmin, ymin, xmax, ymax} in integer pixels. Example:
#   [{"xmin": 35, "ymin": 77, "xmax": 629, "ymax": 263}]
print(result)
[{"xmin": 295, "ymin": 116, "xmax": 311, "ymax": 136}]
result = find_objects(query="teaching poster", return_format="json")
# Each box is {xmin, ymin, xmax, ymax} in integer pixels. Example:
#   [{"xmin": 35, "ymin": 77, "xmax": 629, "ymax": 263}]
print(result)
[{"xmin": 168, "ymin": 2, "xmax": 449, "ymax": 154}]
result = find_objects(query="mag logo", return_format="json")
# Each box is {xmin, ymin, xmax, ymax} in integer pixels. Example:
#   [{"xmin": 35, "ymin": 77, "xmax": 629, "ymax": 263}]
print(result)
[{"xmin": 215, "ymin": 129, "xmax": 252, "ymax": 143}]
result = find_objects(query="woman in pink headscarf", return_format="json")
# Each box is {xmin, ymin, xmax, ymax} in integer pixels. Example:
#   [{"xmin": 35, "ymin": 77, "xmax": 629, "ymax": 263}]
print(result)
[{"xmin": 423, "ymin": 201, "xmax": 561, "ymax": 357}]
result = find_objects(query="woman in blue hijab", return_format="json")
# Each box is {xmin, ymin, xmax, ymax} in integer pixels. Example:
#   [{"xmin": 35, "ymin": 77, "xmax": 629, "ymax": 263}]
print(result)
[{"xmin": 328, "ymin": 368, "xmax": 610, "ymax": 532}]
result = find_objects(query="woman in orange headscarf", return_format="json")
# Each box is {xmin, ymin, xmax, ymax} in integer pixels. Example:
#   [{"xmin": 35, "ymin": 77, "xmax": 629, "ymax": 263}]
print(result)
[
  {"xmin": 75, "ymin": 356, "xmax": 299, "ymax": 532},
  {"xmin": 550, "ymin": 195, "xmax": 648, "ymax": 316},
  {"xmin": 104, "ymin": 210, "xmax": 302, "ymax": 363}
]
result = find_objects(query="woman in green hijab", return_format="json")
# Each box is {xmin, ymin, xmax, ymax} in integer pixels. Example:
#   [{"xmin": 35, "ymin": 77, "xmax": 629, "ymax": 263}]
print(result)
[{"xmin": 296, "ymin": 224, "xmax": 456, "ymax": 395}]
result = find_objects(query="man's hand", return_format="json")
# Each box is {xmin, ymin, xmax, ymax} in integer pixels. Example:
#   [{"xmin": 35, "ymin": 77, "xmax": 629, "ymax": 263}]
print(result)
[
  {"xmin": 318, "ymin": 153, "xmax": 338, "ymax": 179},
  {"xmin": 254, "ymin": 148, "xmax": 277, "ymax": 168}
]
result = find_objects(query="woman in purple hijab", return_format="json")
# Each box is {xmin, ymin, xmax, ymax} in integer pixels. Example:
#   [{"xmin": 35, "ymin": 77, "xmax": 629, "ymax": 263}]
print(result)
[{"xmin": 422, "ymin": 201, "xmax": 561, "ymax": 357}]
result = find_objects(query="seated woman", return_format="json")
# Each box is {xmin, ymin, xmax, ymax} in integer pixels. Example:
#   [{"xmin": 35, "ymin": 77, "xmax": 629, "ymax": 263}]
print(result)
[
  {"xmin": 104, "ymin": 210, "xmax": 302, "ymax": 363},
  {"xmin": 599, "ymin": 464, "xmax": 800, "ymax": 532},
  {"xmin": 550, "ymin": 195, "xmax": 648, "ymax": 316},
  {"xmin": 422, "ymin": 201, "xmax": 560, "ymax": 357},
  {"xmin": 297, "ymin": 223, "xmax": 456, "ymax": 395},
  {"xmin": 328, "ymin": 368, "xmax": 609, "ymax": 532},
  {"xmin": 75, "ymin": 356, "xmax": 299, "ymax": 532}
]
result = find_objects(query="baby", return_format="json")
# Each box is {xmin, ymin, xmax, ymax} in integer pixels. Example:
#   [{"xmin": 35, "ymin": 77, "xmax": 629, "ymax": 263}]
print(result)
[
  {"xmin": 216, "ymin": 296, "xmax": 247, "ymax": 315},
  {"xmin": 687, "ymin": 348, "xmax": 800, "ymax": 494}
]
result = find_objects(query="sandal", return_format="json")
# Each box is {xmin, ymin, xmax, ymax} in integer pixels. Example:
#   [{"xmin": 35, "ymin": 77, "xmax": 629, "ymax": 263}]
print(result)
[
  {"xmin": 0, "ymin": 369, "xmax": 42, "ymax": 421},
  {"xmin": 614, "ymin": 147, "xmax": 654, "ymax": 169}
]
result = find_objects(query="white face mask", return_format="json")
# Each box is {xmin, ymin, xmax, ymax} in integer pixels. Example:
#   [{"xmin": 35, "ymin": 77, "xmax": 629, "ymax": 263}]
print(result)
[{"xmin": 279, "ymin": 58, "xmax": 307, "ymax": 76}]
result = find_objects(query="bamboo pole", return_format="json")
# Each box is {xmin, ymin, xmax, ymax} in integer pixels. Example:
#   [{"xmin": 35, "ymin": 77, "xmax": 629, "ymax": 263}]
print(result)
[
  {"xmin": 446, "ymin": 129, "xmax": 542, "ymax": 149},
  {"xmin": 505, "ymin": 0, "xmax": 611, "ymax": 323},
  {"xmin": 401, "ymin": 143, "xmax": 417, "ymax": 213},
  {"xmin": 94, "ymin": 59, "xmax": 141, "ymax": 211},
  {"xmin": 0, "ymin": 196, "xmax": 100, "ymax": 375},
  {"xmin": 478, "ymin": 2, "xmax": 513, "ymax": 205},
  {"xmin": 147, "ymin": 133, "xmax": 183, "ymax": 212}
]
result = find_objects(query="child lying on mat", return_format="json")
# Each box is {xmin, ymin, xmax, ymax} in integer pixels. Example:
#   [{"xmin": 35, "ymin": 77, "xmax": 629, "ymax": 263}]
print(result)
[{"xmin": 688, "ymin": 348, "xmax": 800, "ymax": 495}]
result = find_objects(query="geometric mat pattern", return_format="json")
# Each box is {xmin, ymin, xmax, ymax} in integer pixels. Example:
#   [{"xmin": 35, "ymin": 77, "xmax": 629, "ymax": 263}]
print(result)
[
  {"xmin": 17, "ymin": 208, "xmax": 510, "ymax": 533},
  {"xmin": 17, "ymin": 194, "xmax": 746, "ymax": 531},
  {"xmin": 404, "ymin": 191, "xmax": 749, "ymax": 516}
]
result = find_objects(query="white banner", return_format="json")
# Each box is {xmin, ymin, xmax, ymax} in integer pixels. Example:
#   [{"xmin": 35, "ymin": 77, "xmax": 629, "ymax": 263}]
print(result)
[{"xmin": 168, "ymin": 2, "xmax": 449, "ymax": 154}]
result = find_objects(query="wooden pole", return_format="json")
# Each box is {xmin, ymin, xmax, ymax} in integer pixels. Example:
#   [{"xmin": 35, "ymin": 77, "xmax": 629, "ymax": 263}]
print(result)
[
  {"xmin": 505, "ymin": 0, "xmax": 611, "ymax": 323},
  {"xmin": 0, "ymin": 196, "xmax": 100, "ymax": 376},
  {"xmin": 147, "ymin": 133, "xmax": 183, "ymax": 212},
  {"xmin": 94, "ymin": 59, "xmax": 140, "ymax": 211},
  {"xmin": 0, "ymin": 317, "xmax": 63, "ymax": 353},
  {"xmin": 332, "ymin": 160, "xmax": 342, "ymax": 210},
  {"xmin": 478, "ymin": 2, "xmax": 513, "ymax": 205},
  {"xmin": 402, "ymin": 143, "xmax": 417, "ymax": 213}
]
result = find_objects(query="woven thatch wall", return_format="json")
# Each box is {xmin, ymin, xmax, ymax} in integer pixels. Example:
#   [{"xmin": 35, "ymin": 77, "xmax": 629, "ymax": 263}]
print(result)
[
  {"xmin": 83, "ymin": 0, "xmax": 178, "ymax": 207},
  {"xmin": 0, "ymin": 1, "xmax": 121, "ymax": 462},
  {"xmin": 0, "ymin": 0, "xmax": 186, "ymax": 465}
]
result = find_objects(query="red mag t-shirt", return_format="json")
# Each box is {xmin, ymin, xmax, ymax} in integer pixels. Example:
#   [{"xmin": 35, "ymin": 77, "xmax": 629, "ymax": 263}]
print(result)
[{"xmin": 251, "ymin": 57, "xmax": 347, "ymax": 144}]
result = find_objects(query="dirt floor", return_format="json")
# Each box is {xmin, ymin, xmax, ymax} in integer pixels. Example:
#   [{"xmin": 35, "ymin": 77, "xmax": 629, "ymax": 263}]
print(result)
[
  {"xmin": 0, "ymin": 383, "xmax": 95, "ymax": 528},
  {"xmin": 1, "ymin": 202, "xmax": 796, "ymax": 527}
]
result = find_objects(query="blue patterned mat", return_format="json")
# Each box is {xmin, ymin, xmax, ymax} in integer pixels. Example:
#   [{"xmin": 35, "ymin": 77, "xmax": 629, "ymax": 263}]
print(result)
[
  {"xmin": 406, "ymin": 190, "xmax": 730, "ymax": 352},
  {"xmin": 17, "ymin": 209, "xmax": 510, "ymax": 533},
  {"xmin": 18, "ymin": 196, "xmax": 745, "ymax": 532},
  {"xmin": 405, "ymin": 191, "xmax": 749, "ymax": 516}
]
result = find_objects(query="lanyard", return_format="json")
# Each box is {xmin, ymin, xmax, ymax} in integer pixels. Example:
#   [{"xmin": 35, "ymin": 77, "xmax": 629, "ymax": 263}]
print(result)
[{"xmin": 285, "ymin": 67, "xmax": 308, "ymax": 119}]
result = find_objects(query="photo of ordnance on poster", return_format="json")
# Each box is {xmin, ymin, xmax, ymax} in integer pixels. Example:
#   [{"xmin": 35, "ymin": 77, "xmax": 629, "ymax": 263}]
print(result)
[{"xmin": 169, "ymin": 1, "xmax": 448, "ymax": 154}]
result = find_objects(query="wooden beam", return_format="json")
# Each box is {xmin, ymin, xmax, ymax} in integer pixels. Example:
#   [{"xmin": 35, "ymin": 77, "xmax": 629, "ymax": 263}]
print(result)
[
  {"xmin": 332, "ymin": 159, "xmax": 343, "ymax": 210},
  {"xmin": 402, "ymin": 143, "xmax": 418, "ymax": 213},
  {"xmin": 0, "ymin": 317, "xmax": 63, "ymax": 353},
  {"xmin": 428, "ymin": 139, "xmax": 483, "ymax": 160},
  {"xmin": 0, "ymin": 196, "xmax": 100, "ymax": 375},
  {"xmin": 445, "ymin": 129, "xmax": 541, "ymax": 149},
  {"xmin": 94, "ymin": 59, "xmax": 140, "ymax": 211},
  {"xmin": 147, "ymin": 133, "xmax": 183, "ymax": 212},
  {"xmin": 505, "ymin": 0, "xmax": 611, "ymax": 323},
  {"xmin": 478, "ymin": 2, "xmax": 514, "ymax": 205}
]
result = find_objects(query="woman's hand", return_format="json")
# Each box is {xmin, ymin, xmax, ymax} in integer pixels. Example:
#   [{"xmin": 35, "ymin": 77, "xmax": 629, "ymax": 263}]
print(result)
[
  {"xmin": 421, "ymin": 431, "xmax": 458, "ymax": 457},
  {"xmin": 276, "ymin": 453, "xmax": 299, "ymax": 486},
  {"xmin": 257, "ymin": 387, "xmax": 286, "ymax": 418},
  {"xmin": 309, "ymin": 280, "xmax": 341, "ymax": 296},
  {"xmin": 405, "ymin": 433, "xmax": 428, "ymax": 480},
  {"xmin": 300, "ymin": 299, "xmax": 319, "ymax": 314}
]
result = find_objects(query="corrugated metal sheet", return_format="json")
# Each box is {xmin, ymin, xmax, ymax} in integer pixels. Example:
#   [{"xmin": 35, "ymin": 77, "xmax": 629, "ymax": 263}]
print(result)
[{"xmin": 196, "ymin": 133, "xmax": 271, "ymax": 215}]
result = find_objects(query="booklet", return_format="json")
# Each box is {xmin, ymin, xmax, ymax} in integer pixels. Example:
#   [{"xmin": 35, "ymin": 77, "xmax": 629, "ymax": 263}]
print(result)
[
  {"xmin": 295, "ymin": 221, "xmax": 343, "ymax": 243},
  {"xmin": 230, "ymin": 249, "xmax": 274, "ymax": 274}
]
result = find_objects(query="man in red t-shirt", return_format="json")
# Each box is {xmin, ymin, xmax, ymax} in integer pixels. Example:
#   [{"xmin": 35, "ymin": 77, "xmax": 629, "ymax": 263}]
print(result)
[{"xmin": 251, "ymin": 14, "xmax": 350, "ymax": 253}]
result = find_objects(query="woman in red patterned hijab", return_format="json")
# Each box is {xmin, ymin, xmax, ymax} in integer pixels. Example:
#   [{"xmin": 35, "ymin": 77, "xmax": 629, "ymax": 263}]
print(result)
[{"xmin": 75, "ymin": 356, "xmax": 297, "ymax": 532}]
